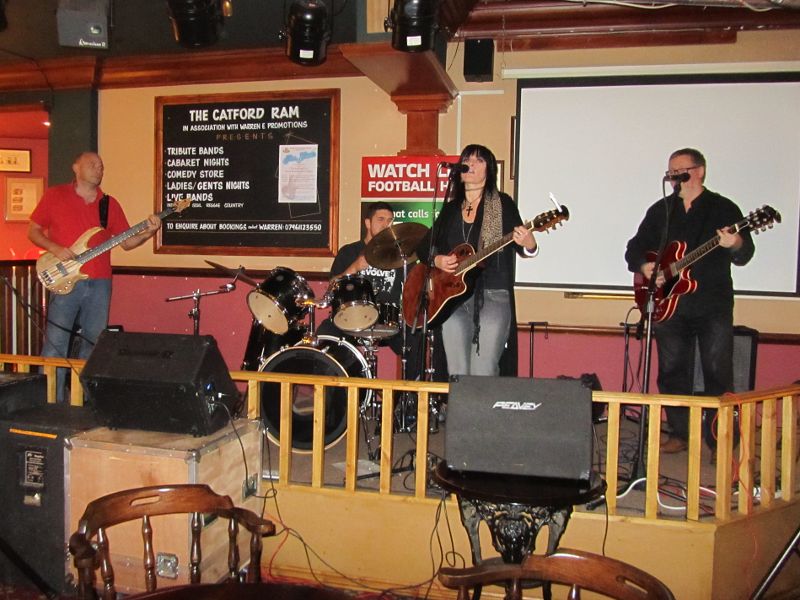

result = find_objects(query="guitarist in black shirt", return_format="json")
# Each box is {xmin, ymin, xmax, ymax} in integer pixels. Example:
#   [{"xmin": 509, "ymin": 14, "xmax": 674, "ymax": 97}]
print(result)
[{"xmin": 625, "ymin": 148, "xmax": 755, "ymax": 453}]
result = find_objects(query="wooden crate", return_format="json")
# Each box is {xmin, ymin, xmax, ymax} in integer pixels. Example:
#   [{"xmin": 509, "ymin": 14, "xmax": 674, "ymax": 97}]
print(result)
[{"xmin": 66, "ymin": 420, "xmax": 263, "ymax": 593}]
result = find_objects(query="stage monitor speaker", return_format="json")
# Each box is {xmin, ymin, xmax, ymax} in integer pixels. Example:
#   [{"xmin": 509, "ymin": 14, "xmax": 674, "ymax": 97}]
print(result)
[
  {"xmin": 446, "ymin": 375, "xmax": 593, "ymax": 481},
  {"xmin": 692, "ymin": 325, "xmax": 758, "ymax": 394},
  {"xmin": 464, "ymin": 38, "xmax": 494, "ymax": 82},
  {"xmin": 80, "ymin": 331, "xmax": 240, "ymax": 436},
  {"xmin": 0, "ymin": 373, "xmax": 46, "ymax": 418},
  {"xmin": 57, "ymin": 0, "xmax": 110, "ymax": 50},
  {"xmin": 0, "ymin": 404, "xmax": 99, "ymax": 593}
]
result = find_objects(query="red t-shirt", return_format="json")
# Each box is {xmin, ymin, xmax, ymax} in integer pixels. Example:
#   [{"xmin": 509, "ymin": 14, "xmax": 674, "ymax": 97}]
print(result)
[{"xmin": 30, "ymin": 183, "xmax": 131, "ymax": 279}]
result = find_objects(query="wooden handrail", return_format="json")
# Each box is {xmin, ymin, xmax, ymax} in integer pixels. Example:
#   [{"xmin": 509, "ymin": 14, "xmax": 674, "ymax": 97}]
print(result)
[{"xmin": 2, "ymin": 353, "xmax": 797, "ymax": 524}]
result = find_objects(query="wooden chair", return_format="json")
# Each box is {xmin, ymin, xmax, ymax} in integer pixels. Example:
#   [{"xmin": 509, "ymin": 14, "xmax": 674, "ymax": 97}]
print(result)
[
  {"xmin": 438, "ymin": 548, "xmax": 676, "ymax": 600},
  {"xmin": 69, "ymin": 484, "xmax": 276, "ymax": 600}
]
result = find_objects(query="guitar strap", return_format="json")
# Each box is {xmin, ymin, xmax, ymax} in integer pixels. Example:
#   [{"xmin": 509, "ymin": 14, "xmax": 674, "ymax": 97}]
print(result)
[{"xmin": 99, "ymin": 194, "xmax": 109, "ymax": 228}]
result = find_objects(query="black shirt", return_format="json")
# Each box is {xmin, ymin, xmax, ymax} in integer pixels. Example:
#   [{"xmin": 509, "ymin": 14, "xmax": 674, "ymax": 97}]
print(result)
[
  {"xmin": 625, "ymin": 188, "xmax": 755, "ymax": 317},
  {"xmin": 329, "ymin": 240, "xmax": 402, "ymax": 305}
]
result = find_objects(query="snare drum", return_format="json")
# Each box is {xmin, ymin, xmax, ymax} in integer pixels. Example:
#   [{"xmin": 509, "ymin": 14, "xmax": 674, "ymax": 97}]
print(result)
[
  {"xmin": 328, "ymin": 274, "xmax": 379, "ymax": 333},
  {"xmin": 350, "ymin": 302, "xmax": 400, "ymax": 340},
  {"xmin": 247, "ymin": 267, "xmax": 313, "ymax": 335}
]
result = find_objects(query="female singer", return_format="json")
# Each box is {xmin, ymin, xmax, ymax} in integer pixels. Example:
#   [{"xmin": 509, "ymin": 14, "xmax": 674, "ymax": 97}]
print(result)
[{"xmin": 417, "ymin": 144, "xmax": 538, "ymax": 377}]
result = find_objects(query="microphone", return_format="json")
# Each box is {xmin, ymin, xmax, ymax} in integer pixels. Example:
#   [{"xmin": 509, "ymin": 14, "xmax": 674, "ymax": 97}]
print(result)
[
  {"xmin": 663, "ymin": 172, "xmax": 690, "ymax": 183},
  {"xmin": 439, "ymin": 162, "xmax": 469, "ymax": 173}
]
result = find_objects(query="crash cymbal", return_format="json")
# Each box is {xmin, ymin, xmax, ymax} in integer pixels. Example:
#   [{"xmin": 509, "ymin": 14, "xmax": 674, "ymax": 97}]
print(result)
[
  {"xmin": 205, "ymin": 260, "xmax": 259, "ymax": 287},
  {"xmin": 364, "ymin": 222, "xmax": 428, "ymax": 269}
]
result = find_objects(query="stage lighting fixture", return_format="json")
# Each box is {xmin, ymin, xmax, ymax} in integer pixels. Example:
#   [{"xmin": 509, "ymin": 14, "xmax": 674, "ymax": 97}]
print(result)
[
  {"xmin": 384, "ymin": 0, "xmax": 436, "ymax": 53},
  {"xmin": 166, "ymin": 0, "xmax": 229, "ymax": 48},
  {"xmin": 282, "ymin": 0, "xmax": 331, "ymax": 66}
]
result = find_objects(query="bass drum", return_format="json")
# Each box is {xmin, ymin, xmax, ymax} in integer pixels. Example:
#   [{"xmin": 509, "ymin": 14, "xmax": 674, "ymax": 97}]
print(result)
[{"xmin": 259, "ymin": 335, "xmax": 373, "ymax": 452}]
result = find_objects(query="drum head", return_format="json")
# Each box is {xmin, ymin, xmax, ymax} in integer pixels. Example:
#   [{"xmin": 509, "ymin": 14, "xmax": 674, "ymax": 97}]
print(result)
[
  {"xmin": 247, "ymin": 289, "xmax": 290, "ymax": 335},
  {"xmin": 258, "ymin": 336, "xmax": 371, "ymax": 452}
]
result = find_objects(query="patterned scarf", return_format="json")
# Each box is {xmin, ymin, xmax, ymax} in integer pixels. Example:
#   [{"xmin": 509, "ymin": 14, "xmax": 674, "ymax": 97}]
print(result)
[{"xmin": 472, "ymin": 189, "xmax": 502, "ymax": 351}]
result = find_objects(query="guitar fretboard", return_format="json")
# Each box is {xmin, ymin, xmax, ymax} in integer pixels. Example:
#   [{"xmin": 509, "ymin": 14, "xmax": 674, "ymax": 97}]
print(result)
[{"xmin": 75, "ymin": 207, "xmax": 176, "ymax": 265}]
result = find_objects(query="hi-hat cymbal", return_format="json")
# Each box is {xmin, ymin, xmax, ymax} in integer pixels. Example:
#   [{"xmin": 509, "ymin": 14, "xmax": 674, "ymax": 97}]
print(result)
[
  {"xmin": 364, "ymin": 222, "xmax": 429, "ymax": 269},
  {"xmin": 205, "ymin": 260, "xmax": 259, "ymax": 287}
]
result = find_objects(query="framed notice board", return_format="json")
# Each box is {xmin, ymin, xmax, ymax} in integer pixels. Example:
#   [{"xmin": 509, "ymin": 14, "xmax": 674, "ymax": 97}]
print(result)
[{"xmin": 155, "ymin": 90, "xmax": 340, "ymax": 256}]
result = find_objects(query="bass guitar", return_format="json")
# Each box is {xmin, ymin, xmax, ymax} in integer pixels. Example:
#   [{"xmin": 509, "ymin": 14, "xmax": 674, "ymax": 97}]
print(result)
[
  {"xmin": 633, "ymin": 204, "xmax": 781, "ymax": 323},
  {"xmin": 402, "ymin": 205, "xmax": 569, "ymax": 329},
  {"xmin": 36, "ymin": 198, "xmax": 191, "ymax": 295}
]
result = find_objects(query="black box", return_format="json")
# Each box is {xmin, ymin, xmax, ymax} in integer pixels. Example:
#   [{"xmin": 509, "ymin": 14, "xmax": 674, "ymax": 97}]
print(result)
[
  {"xmin": 0, "ymin": 404, "xmax": 99, "ymax": 592},
  {"xmin": 80, "ymin": 331, "xmax": 240, "ymax": 436},
  {"xmin": 0, "ymin": 373, "xmax": 46, "ymax": 418}
]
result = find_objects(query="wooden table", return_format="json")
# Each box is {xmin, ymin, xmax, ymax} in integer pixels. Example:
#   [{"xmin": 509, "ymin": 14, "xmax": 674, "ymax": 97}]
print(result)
[{"xmin": 433, "ymin": 461, "xmax": 606, "ymax": 564}]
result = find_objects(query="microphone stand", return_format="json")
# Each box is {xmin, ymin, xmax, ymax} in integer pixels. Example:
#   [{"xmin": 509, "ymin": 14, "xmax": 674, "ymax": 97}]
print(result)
[
  {"xmin": 166, "ymin": 277, "xmax": 238, "ymax": 335},
  {"xmin": 589, "ymin": 180, "xmax": 681, "ymax": 511},
  {"xmin": 414, "ymin": 165, "xmax": 458, "ymax": 385}
]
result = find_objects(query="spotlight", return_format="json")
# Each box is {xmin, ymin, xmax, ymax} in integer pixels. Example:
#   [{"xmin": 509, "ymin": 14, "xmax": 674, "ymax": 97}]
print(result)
[
  {"xmin": 282, "ymin": 0, "xmax": 331, "ymax": 66},
  {"xmin": 166, "ymin": 0, "xmax": 229, "ymax": 48},
  {"xmin": 384, "ymin": 0, "xmax": 437, "ymax": 53}
]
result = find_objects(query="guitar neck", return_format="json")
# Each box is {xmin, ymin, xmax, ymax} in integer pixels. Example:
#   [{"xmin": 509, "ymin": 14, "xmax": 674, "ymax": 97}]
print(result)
[
  {"xmin": 75, "ymin": 207, "xmax": 174, "ymax": 265},
  {"xmin": 455, "ymin": 219, "xmax": 533, "ymax": 275},
  {"xmin": 667, "ymin": 219, "xmax": 749, "ymax": 277}
]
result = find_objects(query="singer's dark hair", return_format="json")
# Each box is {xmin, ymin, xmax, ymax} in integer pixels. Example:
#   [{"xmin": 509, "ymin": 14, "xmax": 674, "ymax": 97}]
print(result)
[
  {"xmin": 670, "ymin": 147, "xmax": 707, "ymax": 181},
  {"xmin": 451, "ymin": 144, "xmax": 499, "ymax": 201},
  {"xmin": 365, "ymin": 201, "xmax": 393, "ymax": 219}
]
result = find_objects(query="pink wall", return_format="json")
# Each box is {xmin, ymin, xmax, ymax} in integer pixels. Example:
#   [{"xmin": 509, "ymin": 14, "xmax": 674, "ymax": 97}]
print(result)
[
  {"xmin": 0, "ymin": 137, "xmax": 48, "ymax": 260},
  {"xmin": 109, "ymin": 273, "xmax": 800, "ymax": 392}
]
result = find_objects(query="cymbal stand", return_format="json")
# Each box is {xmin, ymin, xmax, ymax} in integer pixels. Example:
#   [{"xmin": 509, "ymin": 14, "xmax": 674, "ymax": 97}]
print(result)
[
  {"xmin": 165, "ymin": 280, "xmax": 236, "ymax": 335},
  {"xmin": 357, "ymin": 336, "xmax": 382, "ymax": 460}
]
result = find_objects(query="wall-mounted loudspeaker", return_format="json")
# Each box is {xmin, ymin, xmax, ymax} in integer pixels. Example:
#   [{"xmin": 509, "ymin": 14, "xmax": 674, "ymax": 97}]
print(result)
[
  {"xmin": 57, "ymin": 0, "xmax": 110, "ymax": 50},
  {"xmin": 464, "ymin": 38, "xmax": 494, "ymax": 82},
  {"xmin": 80, "ymin": 331, "xmax": 240, "ymax": 436}
]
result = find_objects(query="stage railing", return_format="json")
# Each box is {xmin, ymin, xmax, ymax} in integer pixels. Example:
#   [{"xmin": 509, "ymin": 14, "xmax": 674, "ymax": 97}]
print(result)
[
  {"xmin": 0, "ymin": 260, "xmax": 46, "ymax": 357},
  {"xmin": 1, "ymin": 353, "xmax": 797, "ymax": 523}
]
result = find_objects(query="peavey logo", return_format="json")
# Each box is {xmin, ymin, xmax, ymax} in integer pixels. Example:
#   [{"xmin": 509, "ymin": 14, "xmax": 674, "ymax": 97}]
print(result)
[
  {"xmin": 492, "ymin": 401, "xmax": 542, "ymax": 411},
  {"xmin": 79, "ymin": 38, "xmax": 108, "ymax": 48}
]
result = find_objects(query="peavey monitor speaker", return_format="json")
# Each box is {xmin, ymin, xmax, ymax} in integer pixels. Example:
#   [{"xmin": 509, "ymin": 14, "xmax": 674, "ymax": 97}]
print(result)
[
  {"xmin": 446, "ymin": 375, "xmax": 593, "ymax": 481},
  {"xmin": 80, "ymin": 331, "xmax": 240, "ymax": 436},
  {"xmin": 57, "ymin": 0, "xmax": 110, "ymax": 50}
]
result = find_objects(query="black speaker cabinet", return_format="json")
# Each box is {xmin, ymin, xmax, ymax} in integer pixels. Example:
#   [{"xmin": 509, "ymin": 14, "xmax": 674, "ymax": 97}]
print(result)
[
  {"xmin": 80, "ymin": 332, "xmax": 240, "ymax": 436},
  {"xmin": 56, "ymin": 0, "xmax": 110, "ymax": 50},
  {"xmin": 0, "ymin": 404, "xmax": 99, "ymax": 592},
  {"xmin": 0, "ymin": 373, "xmax": 46, "ymax": 418},
  {"xmin": 693, "ymin": 325, "xmax": 758, "ymax": 393},
  {"xmin": 464, "ymin": 38, "xmax": 494, "ymax": 82}
]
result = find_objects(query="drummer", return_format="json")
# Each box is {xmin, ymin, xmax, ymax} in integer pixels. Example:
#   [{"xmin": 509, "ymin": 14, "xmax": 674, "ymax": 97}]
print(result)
[{"xmin": 318, "ymin": 201, "xmax": 403, "ymax": 354}]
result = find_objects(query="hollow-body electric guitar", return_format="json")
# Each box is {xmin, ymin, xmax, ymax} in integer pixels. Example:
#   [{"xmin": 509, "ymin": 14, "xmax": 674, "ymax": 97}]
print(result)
[
  {"xmin": 402, "ymin": 205, "xmax": 570, "ymax": 330},
  {"xmin": 633, "ymin": 204, "xmax": 781, "ymax": 323},
  {"xmin": 36, "ymin": 198, "xmax": 191, "ymax": 295}
]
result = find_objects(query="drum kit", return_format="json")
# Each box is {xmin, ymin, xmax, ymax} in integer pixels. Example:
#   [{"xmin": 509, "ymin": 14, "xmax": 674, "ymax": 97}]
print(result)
[{"xmin": 205, "ymin": 221, "xmax": 430, "ymax": 455}]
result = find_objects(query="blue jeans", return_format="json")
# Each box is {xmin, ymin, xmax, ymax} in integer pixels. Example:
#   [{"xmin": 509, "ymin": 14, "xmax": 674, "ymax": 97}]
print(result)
[
  {"xmin": 654, "ymin": 310, "xmax": 734, "ymax": 441},
  {"xmin": 441, "ymin": 289, "xmax": 511, "ymax": 377},
  {"xmin": 43, "ymin": 279, "xmax": 111, "ymax": 402}
]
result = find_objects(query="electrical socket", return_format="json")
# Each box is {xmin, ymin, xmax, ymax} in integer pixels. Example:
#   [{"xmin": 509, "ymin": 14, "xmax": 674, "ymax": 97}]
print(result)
[{"xmin": 242, "ymin": 474, "xmax": 258, "ymax": 500}]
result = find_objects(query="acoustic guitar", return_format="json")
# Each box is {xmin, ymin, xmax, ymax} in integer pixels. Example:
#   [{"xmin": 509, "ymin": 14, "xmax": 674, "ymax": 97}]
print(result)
[
  {"xmin": 36, "ymin": 198, "xmax": 191, "ymax": 295},
  {"xmin": 402, "ymin": 205, "xmax": 569, "ymax": 329}
]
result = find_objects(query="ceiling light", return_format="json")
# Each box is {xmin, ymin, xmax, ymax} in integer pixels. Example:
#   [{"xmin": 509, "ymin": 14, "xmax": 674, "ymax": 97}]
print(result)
[
  {"xmin": 385, "ymin": 0, "xmax": 437, "ymax": 53},
  {"xmin": 166, "ymin": 0, "xmax": 229, "ymax": 48},
  {"xmin": 282, "ymin": 0, "xmax": 331, "ymax": 66}
]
